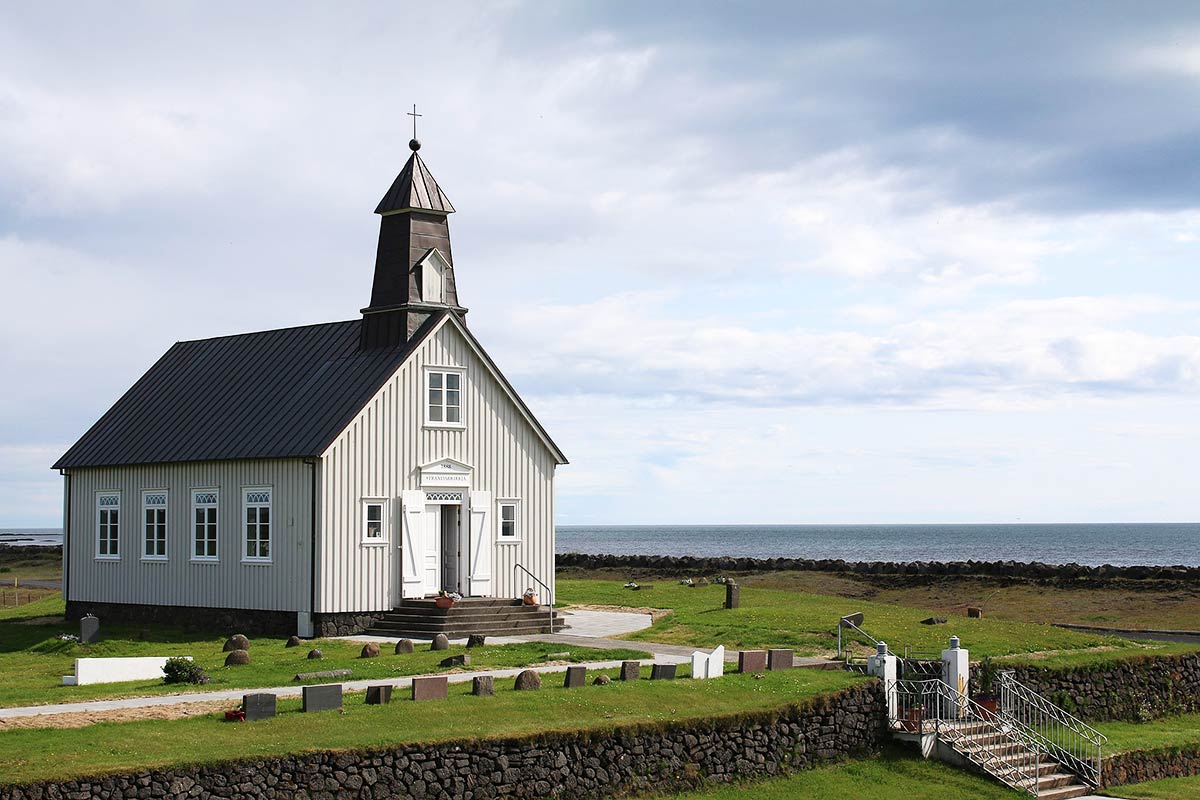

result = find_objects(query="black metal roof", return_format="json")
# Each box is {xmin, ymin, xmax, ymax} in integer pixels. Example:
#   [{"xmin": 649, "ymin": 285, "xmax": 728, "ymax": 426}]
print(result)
[
  {"xmin": 374, "ymin": 151, "xmax": 455, "ymax": 215},
  {"xmin": 53, "ymin": 314, "xmax": 444, "ymax": 470}
]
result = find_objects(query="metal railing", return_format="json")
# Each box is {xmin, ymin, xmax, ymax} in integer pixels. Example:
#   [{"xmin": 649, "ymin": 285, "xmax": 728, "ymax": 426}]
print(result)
[
  {"xmin": 888, "ymin": 679, "xmax": 1043, "ymax": 797},
  {"xmin": 513, "ymin": 563, "xmax": 554, "ymax": 608},
  {"xmin": 998, "ymin": 671, "xmax": 1106, "ymax": 787}
]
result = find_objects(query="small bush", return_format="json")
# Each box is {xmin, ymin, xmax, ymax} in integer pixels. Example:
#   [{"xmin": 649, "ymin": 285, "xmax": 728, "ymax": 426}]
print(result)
[{"xmin": 162, "ymin": 657, "xmax": 210, "ymax": 685}]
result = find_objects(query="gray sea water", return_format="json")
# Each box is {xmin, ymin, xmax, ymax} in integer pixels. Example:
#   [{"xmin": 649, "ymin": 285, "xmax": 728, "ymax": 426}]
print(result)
[
  {"xmin": 7, "ymin": 524, "xmax": 1198, "ymax": 566},
  {"xmin": 556, "ymin": 523, "xmax": 1200, "ymax": 567}
]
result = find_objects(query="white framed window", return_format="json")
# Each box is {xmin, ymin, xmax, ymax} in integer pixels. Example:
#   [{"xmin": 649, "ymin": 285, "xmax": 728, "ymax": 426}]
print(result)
[
  {"xmin": 362, "ymin": 498, "xmax": 388, "ymax": 544},
  {"xmin": 425, "ymin": 367, "xmax": 465, "ymax": 427},
  {"xmin": 191, "ymin": 489, "xmax": 219, "ymax": 562},
  {"xmin": 142, "ymin": 490, "xmax": 168, "ymax": 560},
  {"xmin": 95, "ymin": 492, "xmax": 121, "ymax": 560},
  {"xmin": 242, "ymin": 487, "xmax": 272, "ymax": 563},
  {"xmin": 498, "ymin": 500, "xmax": 520, "ymax": 542}
]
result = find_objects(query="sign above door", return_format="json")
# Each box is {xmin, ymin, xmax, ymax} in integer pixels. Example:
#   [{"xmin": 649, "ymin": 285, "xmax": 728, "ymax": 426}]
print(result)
[{"xmin": 419, "ymin": 458, "xmax": 473, "ymax": 487}]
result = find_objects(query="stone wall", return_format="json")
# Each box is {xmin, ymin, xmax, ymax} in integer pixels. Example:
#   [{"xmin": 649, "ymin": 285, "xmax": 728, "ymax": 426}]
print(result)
[
  {"xmin": 312, "ymin": 611, "xmax": 390, "ymax": 637},
  {"xmin": 64, "ymin": 600, "xmax": 296, "ymax": 637},
  {"xmin": 0, "ymin": 682, "xmax": 884, "ymax": 800},
  {"xmin": 1000, "ymin": 652, "xmax": 1200, "ymax": 723},
  {"xmin": 1103, "ymin": 745, "xmax": 1200, "ymax": 788},
  {"xmin": 558, "ymin": 552, "xmax": 1200, "ymax": 584}
]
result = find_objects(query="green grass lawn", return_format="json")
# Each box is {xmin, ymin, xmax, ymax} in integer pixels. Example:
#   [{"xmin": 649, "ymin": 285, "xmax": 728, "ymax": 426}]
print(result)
[
  {"xmin": 1106, "ymin": 774, "xmax": 1200, "ymax": 799},
  {"xmin": 664, "ymin": 746, "xmax": 1019, "ymax": 799},
  {"xmin": 0, "ymin": 666, "xmax": 862, "ymax": 785},
  {"xmin": 1095, "ymin": 713, "xmax": 1200, "ymax": 754},
  {"xmin": 558, "ymin": 579, "xmax": 1189, "ymax": 666},
  {"xmin": 0, "ymin": 595, "xmax": 650, "ymax": 708}
]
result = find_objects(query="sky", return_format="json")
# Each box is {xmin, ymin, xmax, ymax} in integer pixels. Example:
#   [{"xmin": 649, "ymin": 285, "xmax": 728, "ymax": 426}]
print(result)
[{"xmin": 1, "ymin": 2, "xmax": 1198, "ymax": 526}]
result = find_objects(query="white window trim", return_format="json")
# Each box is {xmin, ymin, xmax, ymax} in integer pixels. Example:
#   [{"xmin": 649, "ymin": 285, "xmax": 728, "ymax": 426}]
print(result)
[
  {"xmin": 241, "ymin": 486, "xmax": 273, "ymax": 564},
  {"xmin": 497, "ymin": 499, "xmax": 521, "ymax": 544},
  {"xmin": 140, "ymin": 489, "xmax": 169, "ymax": 562},
  {"xmin": 95, "ymin": 490, "xmax": 121, "ymax": 561},
  {"xmin": 424, "ymin": 366, "xmax": 466, "ymax": 430},
  {"xmin": 360, "ymin": 497, "xmax": 390, "ymax": 545},
  {"xmin": 190, "ymin": 488, "xmax": 220, "ymax": 563}
]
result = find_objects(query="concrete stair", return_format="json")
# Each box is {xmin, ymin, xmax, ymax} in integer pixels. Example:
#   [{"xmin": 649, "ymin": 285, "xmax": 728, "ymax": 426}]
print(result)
[
  {"xmin": 940, "ymin": 720, "xmax": 1092, "ymax": 798},
  {"xmin": 364, "ymin": 597, "xmax": 565, "ymax": 639}
]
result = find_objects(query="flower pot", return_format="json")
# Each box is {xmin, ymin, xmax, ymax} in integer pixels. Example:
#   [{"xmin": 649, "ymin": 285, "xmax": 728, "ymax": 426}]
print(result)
[
  {"xmin": 434, "ymin": 596, "xmax": 455, "ymax": 610},
  {"xmin": 523, "ymin": 595, "xmax": 538, "ymax": 606},
  {"xmin": 974, "ymin": 695, "xmax": 999, "ymax": 720},
  {"xmin": 901, "ymin": 707, "xmax": 923, "ymax": 732}
]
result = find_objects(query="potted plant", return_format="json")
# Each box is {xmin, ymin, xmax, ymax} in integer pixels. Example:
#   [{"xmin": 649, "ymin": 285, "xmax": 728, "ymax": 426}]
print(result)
[
  {"xmin": 522, "ymin": 587, "xmax": 539, "ymax": 606},
  {"xmin": 973, "ymin": 656, "xmax": 1000, "ymax": 718},
  {"xmin": 434, "ymin": 590, "xmax": 461, "ymax": 610}
]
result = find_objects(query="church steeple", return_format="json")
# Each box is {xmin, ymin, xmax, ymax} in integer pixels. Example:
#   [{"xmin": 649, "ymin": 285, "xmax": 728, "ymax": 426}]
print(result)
[{"xmin": 361, "ymin": 136, "xmax": 466, "ymax": 349}]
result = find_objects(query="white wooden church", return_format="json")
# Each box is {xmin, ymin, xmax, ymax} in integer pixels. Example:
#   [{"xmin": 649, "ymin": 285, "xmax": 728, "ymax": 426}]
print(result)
[{"xmin": 54, "ymin": 139, "xmax": 567, "ymax": 637}]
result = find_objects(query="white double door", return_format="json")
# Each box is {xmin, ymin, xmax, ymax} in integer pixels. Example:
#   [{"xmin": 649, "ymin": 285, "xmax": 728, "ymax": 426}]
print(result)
[
  {"xmin": 422, "ymin": 504, "xmax": 463, "ymax": 596},
  {"xmin": 399, "ymin": 489, "xmax": 491, "ymax": 602}
]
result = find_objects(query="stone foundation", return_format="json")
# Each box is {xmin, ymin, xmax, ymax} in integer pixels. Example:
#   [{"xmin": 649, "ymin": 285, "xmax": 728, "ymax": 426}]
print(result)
[
  {"xmin": 312, "ymin": 610, "xmax": 390, "ymax": 637},
  {"xmin": 1103, "ymin": 745, "xmax": 1200, "ymax": 788},
  {"xmin": 64, "ymin": 600, "xmax": 296, "ymax": 637},
  {"xmin": 0, "ymin": 682, "xmax": 884, "ymax": 799}
]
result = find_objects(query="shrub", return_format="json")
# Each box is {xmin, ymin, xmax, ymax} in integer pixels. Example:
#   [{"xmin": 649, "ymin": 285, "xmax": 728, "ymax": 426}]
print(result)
[{"xmin": 162, "ymin": 657, "xmax": 210, "ymax": 685}]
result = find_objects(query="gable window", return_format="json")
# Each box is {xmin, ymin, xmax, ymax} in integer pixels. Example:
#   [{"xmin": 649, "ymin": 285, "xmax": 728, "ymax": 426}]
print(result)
[
  {"xmin": 498, "ymin": 500, "xmax": 520, "ymax": 542},
  {"xmin": 243, "ymin": 488, "xmax": 272, "ymax": 562},
  {"xmin": 142, "ymin": 491, "xmax": 168, "ymax": 560},
  {"xmin": 192, "ymin": 490, "xmax": 219, "ymax": 561},
  {"xmin": 362, "ymin": 499, "xmax": 388, "ymax": 544},
  {"xmin": 426, "ymin": 368, "xmax": 464, "ymax": 427},
  {"xmin": 96, "ymin": 492, "xmax": 120, "ymax": 559}
]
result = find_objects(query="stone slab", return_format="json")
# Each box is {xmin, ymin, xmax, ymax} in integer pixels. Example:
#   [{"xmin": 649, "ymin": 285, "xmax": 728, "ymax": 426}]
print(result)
[
  {"xmin": 725, "ymin": 583, "xmax": 740, "ymax": 609},
  {"xmin": 707, "ymin": 645, "xmax": 725, "ymax": 679},
  {"xmin": 365, "ymin": 685, "xmax": 392, "ymax": 705},
  {"xmin": 651, "ymin": 663, "xmax": 677, "ymax": 680},
  {"xmin": 738, "ymin": 650, "xmax": 768, "ymax": 673},
  {"xmin": 294, "ymin": 669, "xmax": 352, "ymax": 682},
  {"xmin": 472, "ymin": 675, "xmax": 494, "ymax": 696},
  {"xmin": 301, "ymin": 683, "xmax": 343, "ymax": 713},
  {"xmin": 620, "ymin": 660, "xmax": 641, "ymax": 681},
  {"xmin": 767, "ymin": 649, "xmax": 794, "ymax": 671},
  {"xmin": 79, "ymin": 615, "xmax": 100, "ymax": 644},
  {"xmin": 63, "ymin": 656, "xmax": 192, "ymax": 686},
  {"xmin": 412, "ymin": 675, "xmax": 449, "ymax": 701},
  {"xmin": 242, "ymin": 693, "xmax": 276, "ymax": 721},
  {"xmin": 564, "ymin": 665, "xmax": 586, "ymax": 688}
]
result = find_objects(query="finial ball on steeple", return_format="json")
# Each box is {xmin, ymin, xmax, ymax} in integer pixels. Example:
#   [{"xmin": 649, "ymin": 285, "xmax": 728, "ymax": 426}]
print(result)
[{"xmin": 409, "ymin": 138, "xmax": 421, "ymax": 152}]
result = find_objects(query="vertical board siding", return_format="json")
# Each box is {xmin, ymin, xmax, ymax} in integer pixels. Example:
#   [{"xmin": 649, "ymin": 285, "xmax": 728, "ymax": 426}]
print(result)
[
  {"xmin": 318, "ymin": 322, "xmax": 557, "ymax": 613},
  {"xmin": 66, "ymin": 459, "xmax": 312, "ymax": 612}
]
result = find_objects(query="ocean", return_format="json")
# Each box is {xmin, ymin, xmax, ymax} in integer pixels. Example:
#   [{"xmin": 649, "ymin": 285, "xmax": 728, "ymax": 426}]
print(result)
[
  {"xmin": 556, "ymin": 523, "xmax": 1200, "ymax": 567},
  {"xmin": 6, "ymin": 523, "xmax": 1198, "ymax": 566}
]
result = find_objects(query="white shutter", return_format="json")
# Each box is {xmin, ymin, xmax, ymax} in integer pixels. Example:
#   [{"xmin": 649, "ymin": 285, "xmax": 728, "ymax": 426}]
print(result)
[
  {"xmin": 468, "ymin": 490, "xmax": 492, "ymax": 596},
  {"xmin": 400, "ymin": 491, "xmax": 426, "ymax": 599}
]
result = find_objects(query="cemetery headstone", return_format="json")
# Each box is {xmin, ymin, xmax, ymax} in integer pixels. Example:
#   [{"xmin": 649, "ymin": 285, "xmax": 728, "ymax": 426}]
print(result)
[
  {"xmin": 767, "ymin": 649, "xmax": 793, "ymax": 671},
  {"xmin": 921, "ymin": 617, "xmax": 948, "ymax": 626},
  {"xmin": 690, "ymin": 650, "xmax": 707, "ymax": 678},
  {"xmin": 307, "ymin": 648, "xmax": 323, "ymax": 660},
  {"xmin": 294, "ymin": 669, "xmax": 352, "ymax": 682},
  {"xmin": 706, "ymin": 645, "xmax": 725, "ymax": 678},
  {"xmin": 620, "ymin": 660, "xmax": 641, "ymax": 681},
  {"xmin": 564, "ymin": 665, "xmax": 586, "ymax": 688},
  {"xmin": 725, "ymin": 583, "xmax": 740, "ymax": 609},
  {"xmin": 593, "ymin": 674, "xmax": 612, "ymax": 686},
  {"xmin": 302, "ymin": 683, "xmax": 343, "ymax": 713},
  {"xmin": 738, "ymin": 650, "xmax": 768, "ymax": 673},
  {"xmin": 360, "ymin": 642, "xmax": 381, "ymax": 659},
  {"xmin": 223, "ymin": 634, "xmax": 250, "ymax": 652},
  {"xmin": 224, "ymin": 649, "xmax": 250, "ymax": 666},
  {"xmin": 514, "ymin": 669, "xmax": 542, "ymax": 690},
  {"xmin": 395, "ymin": 639, "xmax": 414, "ymax": 654},
  {"xmin": 365, "ymin": 685, "xmax": 392, "ymax": 705},
  {"xmin": 466, "ymin": 634, "xmax": 486, "ymax": 648},
  {"xmin": 431, "ymin": 634, "xmax": 450, "ymax": 651},
  {"xmin": 472, "ymin": 675, "xmax": 494, "ymax": 696},
  {"xmin": 285, "ymin": 635, "xmax": 302, "ymax": 648},
  {"xmin": 967, "ymin": 607, "xmax": 983, "ymax": 619},
  {"xmin": 651, "ymin": 663, "xmax": 677, "ymax": 681},
  {"xmin": 79, "ymin": 615, "xmax": 100, "ymax": 644},
  {"xmin": 440, "ymin": 654, "xmax": 470, "ymax": 668},
  {"xmin": 412, "ymin": 675, "xmax": 449, "ymax": 701},
  {"xmin": 242, "ymin": 693, "xmax": 276, "ymax": 721}
]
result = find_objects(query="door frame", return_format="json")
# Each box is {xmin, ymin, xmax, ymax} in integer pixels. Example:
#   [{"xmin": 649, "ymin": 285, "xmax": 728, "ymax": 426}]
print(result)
[{"xmin": 421, "ymin": 490, "xmax": 468, "ymax": 596}]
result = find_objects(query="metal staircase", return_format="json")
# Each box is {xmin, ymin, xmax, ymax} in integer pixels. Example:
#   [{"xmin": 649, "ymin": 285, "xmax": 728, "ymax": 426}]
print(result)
[{"xmin": 887, "ymin": 678, "xmax": 1101, "ymax": 798}]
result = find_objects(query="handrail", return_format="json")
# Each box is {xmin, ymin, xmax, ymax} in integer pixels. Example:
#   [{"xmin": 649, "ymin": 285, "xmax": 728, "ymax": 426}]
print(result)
[
  {"xmin": 513, "ymin": 563, "xmax": 554, "ymax": 608},
  {"xmin": 887, "ymin": 679, "xmax": 1043, "ymax": 797},
  {"xmin": 998, "ymin": 671, "xmax": 1106, "ymax": 787}
]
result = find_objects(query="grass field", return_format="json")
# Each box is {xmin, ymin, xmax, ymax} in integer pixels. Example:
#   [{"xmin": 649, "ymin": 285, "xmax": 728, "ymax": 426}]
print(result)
[
  {"xmin": 1107, "ymin": 774, "xmax": 1200, "ymax": 799},
  {"xmin": 0, "ymin": 596, "xmax": 650, "ymax": 708},
  {"xmin": 558, "ymin": 579, "xmax": 1192, "ymax": 666},
  {"xmin": 0, "ymin": 665, "xmax": 862, "ymax": 785},
  {"xmin": 664, "ymin": 746, "xmax": 1018, "ymax": 799},
  {"xmin": 1095, "ymin": 713, "xmax": 1200, "ymax": 754}
]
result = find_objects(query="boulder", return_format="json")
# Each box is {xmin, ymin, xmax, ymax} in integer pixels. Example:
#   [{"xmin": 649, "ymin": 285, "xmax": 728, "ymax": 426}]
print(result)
[
  {"xmin": 223, "ymin": 634, "xmax": 250, "ymax": 652},
  {"xmin": 307, "ymin": 648, "xmax": 323, "ymax": 660},
  {"xmin": 431, "ymin": 634, "xmax": 450, "ymax": 651},
  {"xmin": 395, "ymin": 639, "xmax": 415, "ymax": 655},
  {"xmin": 360, "ymin": 643, "xmax": 381, "ymax": 659},
  {"xmin": 285, "ymin": 635, "xmax": 302, "ymax": 648},
  {"xmin": 593, "ymin": 674, "xmax": 612, "ymax": 686},
  {"xmin": 440, "ymin": 654, "xmax": 470, "ymax": 668},
  {"xmin": 224, "ymin": 649, "xmax": 250, "ymax": 666},
  {"xmin": 514, "ymin": 669, "xmax": 542, "ymax": 691},
  {"xmin": 466, "ymin": 634, "xmax": 486, "ymax": 649}
]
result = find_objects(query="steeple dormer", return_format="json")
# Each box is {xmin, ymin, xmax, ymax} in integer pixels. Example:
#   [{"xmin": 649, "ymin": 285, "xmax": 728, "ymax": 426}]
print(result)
[{"xmin": 361, "ymin": 138, "xmax": 466, "ymax": 349}]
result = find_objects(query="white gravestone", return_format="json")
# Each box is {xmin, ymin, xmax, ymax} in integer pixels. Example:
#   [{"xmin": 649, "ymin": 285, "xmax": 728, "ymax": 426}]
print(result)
[
  {"xmin": 62, "ymin": 656, "xmax": 192, "ymax": 686},
  {"xmin": 941, "ymin": 636, "xmax": 970, "ymax": 718},
  {"xmin": 689, "ymin": 645, "xmax": 726, "ymax": 679},
  {"xmin": 690, "ymin": 650, "xmax": 707, "ymax": 678}
]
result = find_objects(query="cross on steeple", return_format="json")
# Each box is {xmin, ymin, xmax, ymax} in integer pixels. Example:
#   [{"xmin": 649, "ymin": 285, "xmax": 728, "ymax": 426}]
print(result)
[{"xmin": 407, "ymin": 104, "xmax": 423, "ymax": 150}]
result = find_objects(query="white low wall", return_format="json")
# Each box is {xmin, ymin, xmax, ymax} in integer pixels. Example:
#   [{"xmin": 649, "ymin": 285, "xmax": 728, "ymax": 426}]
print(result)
[{"xmin": 62, "ymin": 656, "xmax": 191, "ymax": 686}]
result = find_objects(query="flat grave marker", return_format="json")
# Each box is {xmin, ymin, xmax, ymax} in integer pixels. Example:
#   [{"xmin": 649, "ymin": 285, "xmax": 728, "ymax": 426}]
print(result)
[{"xmin": 302, "ymin": 683, "xmax": 343, "ymax": 713}]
